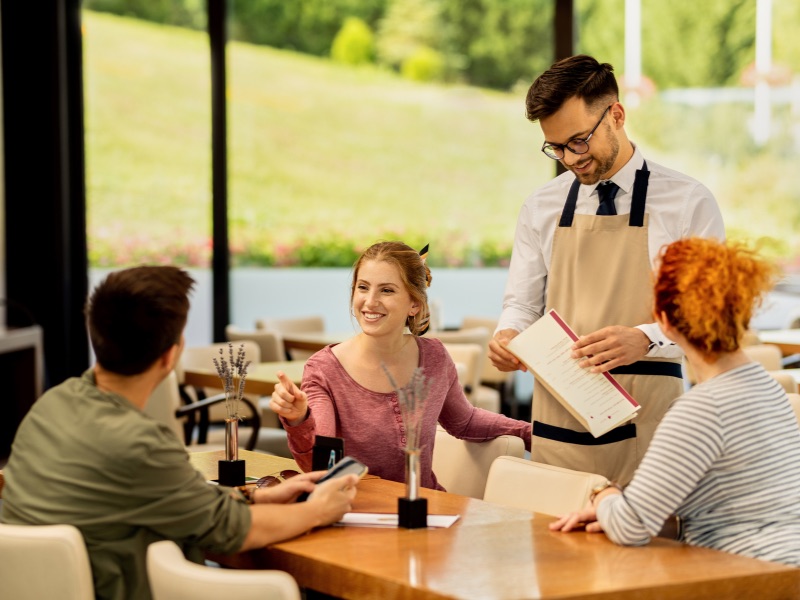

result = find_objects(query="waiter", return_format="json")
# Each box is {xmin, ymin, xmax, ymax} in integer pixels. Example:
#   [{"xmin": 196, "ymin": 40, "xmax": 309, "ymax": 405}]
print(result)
[{"xmin": 488, "ymin": 55, "xmax": 725, "ymax": 485}]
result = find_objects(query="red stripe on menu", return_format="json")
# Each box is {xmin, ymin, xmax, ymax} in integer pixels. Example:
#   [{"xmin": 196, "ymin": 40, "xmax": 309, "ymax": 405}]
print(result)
[{"xmin": 547, "ymin": 309, "xmax": 640, "ymax": 409}]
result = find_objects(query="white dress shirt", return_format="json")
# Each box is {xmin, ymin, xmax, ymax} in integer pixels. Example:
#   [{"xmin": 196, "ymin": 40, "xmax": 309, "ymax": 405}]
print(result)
[{"xmin": 498, "ymin": 146, "xmax": 725, "ymax": 357}]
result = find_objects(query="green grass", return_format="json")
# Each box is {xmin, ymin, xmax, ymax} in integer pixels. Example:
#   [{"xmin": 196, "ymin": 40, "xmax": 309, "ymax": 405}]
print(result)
[{"xmin": 83, "ymin": 10, "xmax": 800, "ymax": 270}]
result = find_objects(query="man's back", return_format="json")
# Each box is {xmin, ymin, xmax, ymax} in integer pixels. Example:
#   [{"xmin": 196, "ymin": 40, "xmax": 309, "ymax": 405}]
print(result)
[{"xmin": 1, "ymin": 370, "xmax": 250, "ymax": 600}]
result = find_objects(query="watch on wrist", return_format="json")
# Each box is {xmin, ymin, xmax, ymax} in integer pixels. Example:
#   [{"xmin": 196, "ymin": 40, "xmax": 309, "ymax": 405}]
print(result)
[{"xmin": 589, "ymin": 480, "xmax": 622, "ymax": 504}]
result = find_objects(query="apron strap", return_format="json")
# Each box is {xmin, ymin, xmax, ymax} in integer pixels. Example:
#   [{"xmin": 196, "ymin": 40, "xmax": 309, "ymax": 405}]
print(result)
[
  {"xmin": 558, "ymin": 160, "xmax": 650, "ymax": 228},
  {"xmin": 533, "ymin": 421, "xmax": 637, "ymax": 445},
  {"xmin": 558, "ymin": 178, "xmax": 581, "ymax": 227},
  {"xmin": 610, "ymin": 360, "xmax": 683, "ymax": 379},
  {"xmin": 628, "ymin": 161, "xmax": 649, "ymax": 227}
]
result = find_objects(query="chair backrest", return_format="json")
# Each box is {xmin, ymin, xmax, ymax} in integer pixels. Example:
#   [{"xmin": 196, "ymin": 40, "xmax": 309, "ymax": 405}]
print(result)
[
  {"xmin": 0, "ymin": 469, "xmax": 4, "ymax": 498},
  {"xmin": 226, "ymin": 325, "xmax": 285, "ymax": 363},
  {"xmin": 787, "ymin": 393, "xmax": 800, "ymax": 424},
  {"xmin": 768, "ymin": 370, "xmax": 799, "ymax": 394},
  {"xmin": 147, "ymin": 540, "xmax": 301, "ymax": 600},
  {"xmin": 483, "ymin": 456, "xmax": 607, "ymax": 517},
  {"xmin": 144, "ymin": 371, "xmax": 185, "ymax": 440},
  {"xmin": 255, "ymin": 316, "xmax": 324, "ymax": 335},
  {"xmin": 743, "ymin": 344, "xmax": 783, "ymax": 371},
  {"xmin": 440, "ymin": 343, "xmax": 483, "ymax": 404},
  {"xmin": 0, "ymin": 523, "xmax": 94, "ymax": 600},
  {"xmin": 432, "ymin": 426, "xmax": 524, "ymax": 498},
  {"xmin": 461, "ymin": 316, "xmax": 514, "ymax": 386}
]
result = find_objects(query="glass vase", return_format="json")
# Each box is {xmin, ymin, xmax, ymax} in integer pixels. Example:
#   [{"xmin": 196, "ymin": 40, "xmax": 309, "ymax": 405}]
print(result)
[{"xmin": 224, "ymin": 416, "xmax": 239, "ymax": 462}]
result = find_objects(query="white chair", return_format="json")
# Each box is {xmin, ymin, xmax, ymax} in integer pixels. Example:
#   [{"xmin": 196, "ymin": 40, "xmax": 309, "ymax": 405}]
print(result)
[
  {"xmin": 431, "ymin": 425, "xmax": 524, "ymax": 498},
  {"xmin": 441, "ymin": 342, "xmax": 500, "ymax": 412},
  {"xmin": 255, "ymin": 316, "xmax": 325, "ymax": 360},
  {"xmin": 743, "ymin": 344, "xmax": 783, "ymax": 371},
  {"xmin": 147, "ymin": 540, "xmax": 301, "ymax": 600},
  {"xmin": 483, "ymin": 456, "xmax": 607, "ymax": 517},
  {"xmin": 462, "ymin": 316, "xmax": 518, "ymax": 415},
  {"xmin": 768, "ymin": 370, "xmax": 799, "ymax": 394},
  {"xmin": 432, "ymin": 326, "xmax": 502, "ymax": 413},
  {"xmin": 787, "ymin": 393, "xmax": 800, "ymax": 424},
  {"xmin": 226, "ymin": 325, "xmax": 286, "ymax": 363},
  {"xmin": 0, "ymin": 522, "xmax": 94, "ymax": 600}
]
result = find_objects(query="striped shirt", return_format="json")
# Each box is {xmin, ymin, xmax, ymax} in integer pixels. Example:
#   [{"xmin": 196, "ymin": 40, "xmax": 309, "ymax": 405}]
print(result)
[{"xmin": 598, "ymin": 362, "xmax": 800, "ymax": 566}]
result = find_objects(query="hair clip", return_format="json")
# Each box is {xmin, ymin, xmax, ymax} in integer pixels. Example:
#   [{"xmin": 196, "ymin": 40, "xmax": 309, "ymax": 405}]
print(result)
[{"xmin": 419, "ymin": 244, "xmax": 429, "ymax": 262}]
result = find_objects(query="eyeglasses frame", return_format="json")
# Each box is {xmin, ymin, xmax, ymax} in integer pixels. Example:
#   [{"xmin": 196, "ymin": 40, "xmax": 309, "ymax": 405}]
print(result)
[{"xmin": 540, "ymin": 104, "xmax": 613, "ymax": 161}]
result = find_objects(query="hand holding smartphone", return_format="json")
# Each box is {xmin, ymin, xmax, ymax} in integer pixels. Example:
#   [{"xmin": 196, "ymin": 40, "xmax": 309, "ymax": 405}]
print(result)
[{"xmin": 297, "ymin": 456, "xmax": 368, "ymax": 502}]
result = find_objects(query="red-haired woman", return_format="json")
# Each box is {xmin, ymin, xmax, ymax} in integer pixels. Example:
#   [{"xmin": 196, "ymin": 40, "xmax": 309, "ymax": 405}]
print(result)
[{"xmin": 550, "ymin": 237, "xmax": 800, "ymax": 566}]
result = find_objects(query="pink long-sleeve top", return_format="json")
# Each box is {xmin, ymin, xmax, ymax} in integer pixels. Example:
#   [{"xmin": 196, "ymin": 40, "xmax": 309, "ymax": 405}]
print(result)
[{"xmin": 281, "ymin": 336, "xmax": 532, "ymax": 490}]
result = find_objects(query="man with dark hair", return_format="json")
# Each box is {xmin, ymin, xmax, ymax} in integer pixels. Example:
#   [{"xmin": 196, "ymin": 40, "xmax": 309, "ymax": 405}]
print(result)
[
  {"xmin": 1, "ymin": 266, "xmax": 357, "ymax": 600},
  {"xmin": 489, "ymin": 55, "xmax": 725, "ymax": 485}
]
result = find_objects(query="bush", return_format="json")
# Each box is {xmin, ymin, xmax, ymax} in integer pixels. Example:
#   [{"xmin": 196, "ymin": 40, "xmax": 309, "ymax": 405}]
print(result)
[
  {"xmin": 401, "ymin": 46, "xmax": 445, "ymax": 82},
  {"xmin": 331, "ymin": 17, "xmax": 375, "ymax": 65}
]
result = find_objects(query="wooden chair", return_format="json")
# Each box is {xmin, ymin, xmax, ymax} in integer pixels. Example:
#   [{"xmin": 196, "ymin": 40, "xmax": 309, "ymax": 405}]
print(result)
[
  {"xmin": 431, "ymin": 425, "xmax": 524, "ymax": 498},
  {"xmin": 743, "ymin": 344, "xmax": 783, "ymax": 371},
  {"xmin": 147, "ymin": 540, "xmax": 300, "ymax": 600},
  {"xmin": 0, "ymin": 522, "xmax": 94, "ymax": 600},
  {"xmin": 145, "ymin": 371, "xmax": 264, "ymax": 452},
  {"xmin": 176, "ymin": 342, "xmax": 262, "ymax": 445},
  {"xmin": 483, "ymin": 456, "xmax": 607, "ymax": 517}
]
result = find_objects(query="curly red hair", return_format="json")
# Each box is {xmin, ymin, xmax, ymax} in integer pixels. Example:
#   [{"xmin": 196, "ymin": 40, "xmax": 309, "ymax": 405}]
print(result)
[{"xmin": 654, "ymin": 238, "xmax": 778, "ymax": 357}]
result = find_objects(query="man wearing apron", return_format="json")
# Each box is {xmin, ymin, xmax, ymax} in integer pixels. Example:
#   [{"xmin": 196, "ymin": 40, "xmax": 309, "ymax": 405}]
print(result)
[{"xmin": 489, "ymin": 55, "xmax": 725, "ymax": 485}]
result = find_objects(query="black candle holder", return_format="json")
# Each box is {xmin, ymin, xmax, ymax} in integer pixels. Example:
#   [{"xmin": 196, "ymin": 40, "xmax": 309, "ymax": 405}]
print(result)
[
  {"xmin": 398, "ymin": 497, "xmax": 428, "ymax": 529},
  {"xmin": 218, "ymin": 459, "xmax": 246, "ymax": 487}
]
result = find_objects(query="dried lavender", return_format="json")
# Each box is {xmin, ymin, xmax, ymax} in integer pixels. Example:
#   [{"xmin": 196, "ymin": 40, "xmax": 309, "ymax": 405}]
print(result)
[
  {"xmin": 212, "ymin": 343, "xmax": 252, "ymax": 419},
  {"xmin": 382, "ymin": 364, "xmax": 431, "ymax": 452}
]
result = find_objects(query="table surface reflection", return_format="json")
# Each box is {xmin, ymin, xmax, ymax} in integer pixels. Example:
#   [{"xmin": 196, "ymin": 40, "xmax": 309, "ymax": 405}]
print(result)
[{"xmin": 190, "ymin": 451, "xmax": 799, "ymax": 600}]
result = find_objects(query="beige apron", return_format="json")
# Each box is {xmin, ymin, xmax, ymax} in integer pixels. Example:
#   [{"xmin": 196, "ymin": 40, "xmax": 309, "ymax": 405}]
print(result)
[{"xmin": 531, "ymin": 164, "xmax": 683, "ymax": 485}]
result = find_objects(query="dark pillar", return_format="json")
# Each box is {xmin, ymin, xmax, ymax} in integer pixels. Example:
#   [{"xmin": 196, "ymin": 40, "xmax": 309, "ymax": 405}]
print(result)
[
  {"xmin": 553, "ymin": 0, "xmax": 576, "ymax": 176},
  {"xmin": 209, "ymin": 0, "xmax": 230, "ymax": 342},
  {"xmin": 1, "ymin": 0, "xmax": 89, "ymax": 388}
]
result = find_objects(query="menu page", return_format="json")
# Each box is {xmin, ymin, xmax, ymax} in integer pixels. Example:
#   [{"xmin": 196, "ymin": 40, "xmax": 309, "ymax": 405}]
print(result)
[{"xmin": 507, "ymin": 309, "xmax": 640, "ymax": 437}]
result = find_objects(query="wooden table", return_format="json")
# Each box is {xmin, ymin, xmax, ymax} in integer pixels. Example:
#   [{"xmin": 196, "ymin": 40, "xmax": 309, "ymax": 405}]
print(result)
[
  {"xmin": 182, "ymin": 360, "xmax": 305, "ymax": 396},
  {"xmin": 189, "ymin": 451, "xmax": 800, "ymax": 600},
  {"xmin": 758, "ymin": 329, "xmax": 800, "ymax": 356}
]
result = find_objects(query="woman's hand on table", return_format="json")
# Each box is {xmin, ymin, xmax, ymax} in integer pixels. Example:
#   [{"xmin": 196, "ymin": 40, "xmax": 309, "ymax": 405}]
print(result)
[
  {"xmin": 549, "ymin": 502, "xmax": 604, "ymax": 533},
  {"xmin": 270, "ymin": 371, "xmax": 309, "ymax": 426}
]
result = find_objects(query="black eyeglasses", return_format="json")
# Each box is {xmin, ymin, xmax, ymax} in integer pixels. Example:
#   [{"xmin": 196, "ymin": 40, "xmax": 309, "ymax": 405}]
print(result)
[
  {"xmin": 255, "ymin": 469, "xmax": 301, "ymax": 488},
  {"xmin": 541, "ymin": 105, "xmax": 612, "ymax": 160}
]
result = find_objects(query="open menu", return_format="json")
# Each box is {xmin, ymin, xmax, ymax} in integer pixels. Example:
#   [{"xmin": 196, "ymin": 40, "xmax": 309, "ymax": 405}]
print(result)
[{"xmin": 506, "ymin": 309, "xmax": 640, "ymax": 438}]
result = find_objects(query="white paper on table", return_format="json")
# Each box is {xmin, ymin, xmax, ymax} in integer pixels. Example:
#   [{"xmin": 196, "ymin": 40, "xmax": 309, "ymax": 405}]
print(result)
[{"xmin": 335, "ymin": 513, "xmax": 460, "ymax": 528}]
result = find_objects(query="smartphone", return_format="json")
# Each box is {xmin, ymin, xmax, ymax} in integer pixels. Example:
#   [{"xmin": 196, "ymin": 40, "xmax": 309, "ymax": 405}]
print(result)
[{"xmin": 297, "ymin": 456, "xmax": 368, "ymax": 502}]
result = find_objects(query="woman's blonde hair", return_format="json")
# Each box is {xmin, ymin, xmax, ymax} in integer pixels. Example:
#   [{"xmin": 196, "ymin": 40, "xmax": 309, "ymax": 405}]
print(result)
[
  {"xmin": 654, "ymin": 237, "xmax": 778, "ymax": 356},
  {"xmin": 351, "ymin": 241, "xmax": 432, "ymax": 335}
]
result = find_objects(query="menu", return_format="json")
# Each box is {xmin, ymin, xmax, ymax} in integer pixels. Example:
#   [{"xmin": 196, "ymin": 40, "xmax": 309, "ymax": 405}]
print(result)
[{"xmin": 506, "ymin": 309, "xmax": 640, "ymax": 437}]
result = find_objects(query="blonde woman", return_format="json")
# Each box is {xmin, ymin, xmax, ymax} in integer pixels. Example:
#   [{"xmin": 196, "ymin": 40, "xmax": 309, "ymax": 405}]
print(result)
[{"xmin": 270, "ymin": 241, "xmax": 531, "ymax": 489}]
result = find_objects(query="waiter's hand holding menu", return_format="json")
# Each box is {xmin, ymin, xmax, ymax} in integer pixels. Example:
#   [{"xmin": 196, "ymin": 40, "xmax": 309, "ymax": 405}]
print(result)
[{"xmin": 506, "ymin": 309, "xmax": 640, "ymax": 437}]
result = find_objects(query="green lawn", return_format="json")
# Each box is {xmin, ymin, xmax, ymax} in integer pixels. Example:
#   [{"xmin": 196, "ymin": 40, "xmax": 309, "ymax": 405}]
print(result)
[{"xmin": 83, "ymin": 10, "xmax": 800, "ymax": 271}]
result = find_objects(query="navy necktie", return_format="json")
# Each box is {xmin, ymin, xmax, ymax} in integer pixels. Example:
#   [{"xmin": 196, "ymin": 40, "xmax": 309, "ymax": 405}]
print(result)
[{"xmin": 596, "ymin": 181, "xmax": 619, "ymax": 215}]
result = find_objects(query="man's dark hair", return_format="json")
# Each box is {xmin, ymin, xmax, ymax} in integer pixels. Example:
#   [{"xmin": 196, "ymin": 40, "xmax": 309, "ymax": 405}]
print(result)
[
  {"xmin": 85, "ymin": 266, "xmax": 195, "ymax": 375},
  {"xmin": 525, "ymin": 54, "xmax": 619, "ymax": 122}
]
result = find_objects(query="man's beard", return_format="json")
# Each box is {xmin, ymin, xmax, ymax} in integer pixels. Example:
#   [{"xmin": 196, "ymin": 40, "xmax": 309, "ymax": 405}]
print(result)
[{"xmin": 568, "ymin": 126, "xmax": 620, "ymax": 185}]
